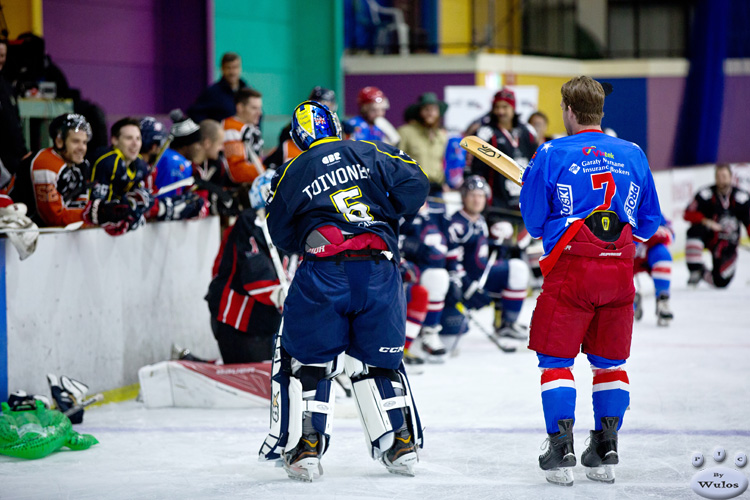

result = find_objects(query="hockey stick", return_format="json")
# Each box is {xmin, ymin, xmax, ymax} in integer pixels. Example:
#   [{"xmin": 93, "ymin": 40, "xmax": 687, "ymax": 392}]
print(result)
[
  {"xmin": 455, "ymin": 302, "xmax": 517, "ymax": 353},
  {"xmin": 155, "ymin": 177, "xmax": 196, "ymax": 196},
  {"xmin": 460, "ymin": 135, "xmax": 524, "ymax": 186},
  {"xmin": 0, "ymin": 221, "xmax": 84, "ymax": 234},
  {"xmin": 63, "ymin": 393, "xmax": 104, "ymax": 417},
  {"xmin": 463, "ymin": 249, "xmax": 498, "ymax": 300},
  {"xmin": 150, "ymin": 109, "xmax": 183, "ymax": 169}
]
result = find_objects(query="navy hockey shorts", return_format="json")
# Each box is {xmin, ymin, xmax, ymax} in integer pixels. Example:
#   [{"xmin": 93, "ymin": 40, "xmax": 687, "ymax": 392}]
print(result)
[{"xmin": 281, "ymin": 258, "xmax": 406, "ymax": 369}]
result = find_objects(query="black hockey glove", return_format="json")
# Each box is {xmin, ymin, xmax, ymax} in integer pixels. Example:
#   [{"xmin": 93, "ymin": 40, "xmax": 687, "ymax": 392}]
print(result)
[{"xmin": 82, "ymin": 198, "xmax": 131, "ymax": 226}]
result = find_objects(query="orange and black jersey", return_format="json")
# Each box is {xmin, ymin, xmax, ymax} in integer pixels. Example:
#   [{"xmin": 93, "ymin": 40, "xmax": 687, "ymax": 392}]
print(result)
[
  {"xmin": 222, "ymin": 116, "xmax": 265, "ymax": 184},
  {"xmin": 90, "ymin": 148, "xmax": 150, "ymax": 201},
  {"xmin": 11, "ymin": 148, "xmax": 89, "ymax": 226}
]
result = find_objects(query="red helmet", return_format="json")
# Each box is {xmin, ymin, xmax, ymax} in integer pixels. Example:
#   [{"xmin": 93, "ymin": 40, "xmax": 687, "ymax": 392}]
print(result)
[{"xmin": 357, "ymin": 86, "xmax": 388, "ymax": 107}]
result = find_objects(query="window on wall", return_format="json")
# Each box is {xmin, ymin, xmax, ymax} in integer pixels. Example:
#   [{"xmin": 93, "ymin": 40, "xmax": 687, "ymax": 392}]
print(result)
[{"xmin": 608, "ymin": 0, "xmax": 692, "ymax": 58}]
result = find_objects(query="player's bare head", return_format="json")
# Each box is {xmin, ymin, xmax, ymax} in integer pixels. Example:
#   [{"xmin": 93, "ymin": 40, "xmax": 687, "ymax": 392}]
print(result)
[
  {"xmin": 235, "ymin": 88, "xmax": 263, "ymax": 125},
  {"xmin": 111, "ymin": 117, "xmax": 142, "ymax": 162},
  {"xmin": 715, "ymin": 164, "xmax": 733, "ymax": 191},
  {"xmin": 199, "ymin": 119, "xmax": 224, "ymax": 161},
  {"xmin": 561, "ymin": 76, "xmax": 605, "ymax": 126}
]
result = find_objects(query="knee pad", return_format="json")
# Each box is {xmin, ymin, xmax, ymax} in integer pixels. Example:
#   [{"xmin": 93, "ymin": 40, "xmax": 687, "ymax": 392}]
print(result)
[
  {"xmin": 440, "ymin": 303, "xmax": 468, "ymax": 336},
  {"xmin": 344, "ymin": 355, "xmax": 423, "ymax": 460},
  {"xmin": 259, "ymin": 346, "xmax": 343, "ymax": 461},
  {"xmin": 507, "ymin": 258, "xmax": 530, "ymax": 291},
  {"xmin": 420, "ymin": 268, "xmax": 450, "ymax": 301}
]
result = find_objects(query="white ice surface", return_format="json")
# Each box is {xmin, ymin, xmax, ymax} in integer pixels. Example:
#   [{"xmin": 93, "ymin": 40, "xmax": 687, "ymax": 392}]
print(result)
[{"xmin": 2, "ymin": 253, "xmax": 750, "ymax": 500}]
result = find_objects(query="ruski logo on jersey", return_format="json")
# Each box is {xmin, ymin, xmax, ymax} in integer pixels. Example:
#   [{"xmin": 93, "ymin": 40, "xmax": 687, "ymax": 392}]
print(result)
[
  {"xmin": 322, "ymin": 152, "xmax": 341, "ymax": 165},
  {"xmin": 569, "ymin": 163, "xmax": 580, "ymax": 174},
  {"xmin": 557, "ymin": 184, "xmax": 574, "ymax": 215},
  {"xmin": 624, "ymin": 182, "xmax": 641, "ymax": 226}
]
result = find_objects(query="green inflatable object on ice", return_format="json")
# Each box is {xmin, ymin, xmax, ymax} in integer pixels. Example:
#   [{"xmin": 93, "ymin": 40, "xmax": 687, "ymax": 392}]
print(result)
[{"xmin": 0, "ymin": 400, "xmax": 98, "ymax": 459}]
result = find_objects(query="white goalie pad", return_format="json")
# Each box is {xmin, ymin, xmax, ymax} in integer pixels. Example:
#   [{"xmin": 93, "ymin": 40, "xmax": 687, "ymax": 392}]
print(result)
[
  {"xmin": 344, "ymin": 355, "xmax": 423, "ymax": 459},
  {"xmin": 284, "ymin": 374, "xmax": 336, "ymax": 456}
]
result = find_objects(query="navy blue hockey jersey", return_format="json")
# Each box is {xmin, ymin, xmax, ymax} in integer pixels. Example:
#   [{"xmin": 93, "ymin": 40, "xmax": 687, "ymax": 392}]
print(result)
[{"xmin": 267, "ymin": 138, "xmax": 429, "ymax": 261}]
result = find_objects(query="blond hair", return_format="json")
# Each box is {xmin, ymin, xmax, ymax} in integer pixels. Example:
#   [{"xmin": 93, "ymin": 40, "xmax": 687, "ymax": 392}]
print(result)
[{"xmin": 561, "ymin": 76, "xmax": 605, "ymax": 126}]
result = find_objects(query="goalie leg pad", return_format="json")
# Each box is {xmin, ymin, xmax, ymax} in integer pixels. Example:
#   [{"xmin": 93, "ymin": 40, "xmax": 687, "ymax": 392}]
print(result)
[{"xmin": 345, "ymin": 355, "xmax": 423, "ymax": 460}]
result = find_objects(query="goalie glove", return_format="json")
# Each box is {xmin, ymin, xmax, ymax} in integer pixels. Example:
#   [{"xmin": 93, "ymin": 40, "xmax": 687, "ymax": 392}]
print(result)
[
  {"xmin": 47, "ymin": 374, "xmax": 90, "ymax": 424},
  {"xmin": 268, "ymin": 285, "xmax": 287, "ymax": 311}
]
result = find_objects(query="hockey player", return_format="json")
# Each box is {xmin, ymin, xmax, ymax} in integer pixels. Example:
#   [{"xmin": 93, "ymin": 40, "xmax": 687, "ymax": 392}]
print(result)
[
  {"xmin": 442, "ymin": 175, "xmax": 530, "ymax": 351},
  {"xmin": 519, "ymin": 76, "xmax": 661, "ymax": 486},
  {"xmin": 684, "ymin": 164, "xmax": 750, "ymax": 288},
  {"xmin": 346, "ymin": 86, "xmax": 393, "ymax": 143},
  {"xmin": 633, "ymin": 213, "xmax": 674, "ymax": 326},
  {"xmin": 205, "ymin": 170, "xmax": 286, "ymax": 363},
  {"xmin": 259, "ymin": 100, "xmax": 428, "ymax": 480},
  {"xmin": 400, "ymin": 200, "xmax": 451, "ymax": 361},
  {"xmin": 11, "ymin": 113, "xmax": 139, "ymax": 235}
]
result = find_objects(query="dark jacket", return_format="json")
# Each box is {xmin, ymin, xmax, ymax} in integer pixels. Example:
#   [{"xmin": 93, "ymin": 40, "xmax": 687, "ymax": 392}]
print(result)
[{"xmin": 187, "ymin": 77, "xmax": 248, "ymax": 123}]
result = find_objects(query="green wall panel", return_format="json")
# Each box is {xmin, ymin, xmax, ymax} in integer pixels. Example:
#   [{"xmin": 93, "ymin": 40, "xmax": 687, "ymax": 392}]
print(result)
[{"xmin": 213, "ymin": 0, "xmax": 343, "ymax": 152}]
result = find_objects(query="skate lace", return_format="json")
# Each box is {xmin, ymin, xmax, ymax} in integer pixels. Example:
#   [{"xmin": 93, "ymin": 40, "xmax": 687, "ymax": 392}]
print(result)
[{"xmin": 539, "ymin": 437, "xmax": 551, "ymax": 452}]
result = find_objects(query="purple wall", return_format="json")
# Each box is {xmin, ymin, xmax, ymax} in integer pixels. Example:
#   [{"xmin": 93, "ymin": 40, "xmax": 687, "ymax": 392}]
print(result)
[
  {"xmin": 718, "ymin": 75, "xmax": 750, "ymax": 163},
  {"xmin": 43, "ymin": 0, "xmax": 206, "ymax": 118},
  {"xmin": 345, "ymin": 73, "xmax": 475, "ymax": 127},
  {"xmin": 647, "ymin": 77, "xmax": 685, "ymax": 171}
]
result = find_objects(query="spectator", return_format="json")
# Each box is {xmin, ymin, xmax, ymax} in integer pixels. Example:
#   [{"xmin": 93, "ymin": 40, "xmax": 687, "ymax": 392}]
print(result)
[
  {"xmin": 0, "ymin": 38, "xmax": 27, "ymax": 189},
  {"xmin": 397, "ymin": 92, "xmax": 448, "ymax": 193},
  {"xmin": 265, "ymin": 86, "xmax": 338, "ymax": 170},
  {"xmin": 464, "ymin": 88, "xmax": 537, "ymax": 212},
  {"xmin": 10, "ymin": 113, "xmax": 136, "ymax": 235},
  {"xmin": 222, "ymin": 88, "xmax": 265, "ymax": 184},
  {"xmin": 205, "ymin": 170, "xmax": 285, "ymax": 364},
  {"xmin": 346, "ymin": 86, "xmax": 394, "ymax": 143},
  {"xmin": 187, "ymin": 52, "xmax": 248, "ymax": 123},
  {"xmin": 684, "ymin": 163, "xmax": 750, "ymax": 288},
  {"xmin": 528, "ymin": 111, "xmax": 552, "ymax": 147}
]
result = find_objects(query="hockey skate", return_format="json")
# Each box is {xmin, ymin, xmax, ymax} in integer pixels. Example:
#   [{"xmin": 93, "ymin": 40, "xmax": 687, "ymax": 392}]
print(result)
[
  {"xmin": 402, "ymin": 349, "xmax": 425, "ymax": 375},
  {"xmin": 633, "ymin": 292, "xmax": 643, "ymax": 320},
  {"xmin": 687, "ymin": 269, "xmax": 703, "ymax": 287},
  {"xmin": 283, "ymin": 433, "xmax": 323, "ymax": 482},
  {"xmin": 539, "ymin": 419, "xmax": 576, "ymax": 486},
  {"xmin": 581, "ymin": 416, "xmax": 619, "ymax": 483},
  {"xmin": 655, "ymin": 292, "xmax": 673, "ymax": 327},
  {"xmin": 416, "ymin": 326, "xmax": 447, "ymax": 363},
  {"xmin": 495, "ymin": 321, "xmax": 528, "ymax": 340},
  {"xmin": 380, "ymin": 427, "xmax": 418, "ymax": 477}
]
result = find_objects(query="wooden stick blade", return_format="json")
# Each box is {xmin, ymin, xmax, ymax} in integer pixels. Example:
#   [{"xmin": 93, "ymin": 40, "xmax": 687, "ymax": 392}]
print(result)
[{"xmin": 460, "ymin": 135, "xmax": 524, "ymax": 186}]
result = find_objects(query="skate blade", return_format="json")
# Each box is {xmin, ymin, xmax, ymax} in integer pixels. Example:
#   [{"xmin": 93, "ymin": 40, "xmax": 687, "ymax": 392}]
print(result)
[
  {"xmin": 585, "ymin": 465, "xmax": 615, "ymax": 483},
  {"xmin": 544, "ymin": 467, "xmax": 574, "ymax": 486},
  {"xmin": 424, "ymin": 353, "xmax": 447, "ymax": 364},
  {"xmin": 283, "ymin": 458, "xmax": 322, "ymax": 482},
  {"xmin": 383, "ymin": 452, "xmax": 418, "ymax": 477},
  {"xmin": 657, "ymin": 317, "xmax": 672, "ymax": 327}
]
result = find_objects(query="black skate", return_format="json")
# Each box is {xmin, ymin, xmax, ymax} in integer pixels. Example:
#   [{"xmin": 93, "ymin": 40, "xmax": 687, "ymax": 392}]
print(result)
[
  {"xmin": 687, "ymin": 269, "xmax": 703, "ymax": 286},
  {"xmin": 655, "ymin": 292, "xmax": 673, "ymax": 327},
  {"xmin": 381, "ymin": 427, "xmax": 418, "ymax": 476},
  {"xmin": 283, "ymin": 433, "xmax": 323, "ymax": 482},
  {"xmin": 539, "ymin": 419, "xmax": 576, "ymax": 486},
  {"xmin": 581, "ymin": 416, "xmax": 619, "ymax": 483}
]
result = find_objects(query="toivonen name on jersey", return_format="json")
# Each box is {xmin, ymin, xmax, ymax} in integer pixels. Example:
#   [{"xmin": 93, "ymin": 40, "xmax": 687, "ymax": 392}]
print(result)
[{"xmin": 302, "ymin": 163, "xmax": 371, "ymax": 200}]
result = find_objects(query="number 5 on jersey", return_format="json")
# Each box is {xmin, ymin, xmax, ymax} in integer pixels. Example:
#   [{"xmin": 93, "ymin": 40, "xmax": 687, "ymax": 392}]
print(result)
[
  {"xmin": 591, "ymin": 171, "xmax": 616, "ymax": 211},
  {"xmin": 331, "ymin": 187, "xmax": 373, "ymax": 223}
]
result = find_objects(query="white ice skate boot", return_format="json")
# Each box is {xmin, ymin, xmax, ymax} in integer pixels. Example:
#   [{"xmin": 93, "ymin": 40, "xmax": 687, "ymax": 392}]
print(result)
[
  {"xmin": 655, "ymin": 292, "xmax": 673, "ymax": 326},
  {"xmin": 417, "ymin": 326, "xmax": 447, "ymax": 363}
]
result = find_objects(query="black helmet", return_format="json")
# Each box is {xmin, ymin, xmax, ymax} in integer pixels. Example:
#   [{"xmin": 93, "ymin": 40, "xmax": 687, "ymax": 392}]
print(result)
[{"xmin": 49, "ymin": 113, "xmax": 92, "ymax": 143}]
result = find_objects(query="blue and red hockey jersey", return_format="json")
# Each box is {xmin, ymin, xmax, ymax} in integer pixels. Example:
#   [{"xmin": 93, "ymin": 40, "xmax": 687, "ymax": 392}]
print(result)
[{"xmin": 519, "ymin": 130, "xmax": 661, "ymax": 274}]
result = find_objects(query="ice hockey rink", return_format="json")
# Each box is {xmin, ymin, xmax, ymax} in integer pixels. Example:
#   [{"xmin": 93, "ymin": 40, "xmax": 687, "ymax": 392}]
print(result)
[{"xmin": 2, "ymin": 252, "xmax": 749, "ymax": 500}]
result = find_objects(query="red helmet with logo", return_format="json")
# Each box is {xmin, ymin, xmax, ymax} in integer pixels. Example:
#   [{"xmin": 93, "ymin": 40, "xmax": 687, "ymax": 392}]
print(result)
[{"xmin": 357, "ymin": 86, "xmax": 389, "ymax": 108}]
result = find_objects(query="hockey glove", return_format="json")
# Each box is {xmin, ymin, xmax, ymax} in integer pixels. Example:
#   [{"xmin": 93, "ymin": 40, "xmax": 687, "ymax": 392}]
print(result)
[{"xmin": 82, "ymin": 198, "xmax": 132, "ymax": 226}]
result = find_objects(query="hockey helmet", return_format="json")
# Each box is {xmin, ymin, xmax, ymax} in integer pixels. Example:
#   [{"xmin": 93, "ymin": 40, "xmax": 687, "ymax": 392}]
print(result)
[
  {"xmin": 290, "ymin": 101, "xmax": 342, "ymax": 152},
  {"xmin": 357, "ymin": 86, "xmax": 389, "ymax": 108},
  {"xmin": 308, "ymin": 86, "xmax": 337, "ymax": 110},
  {"xmin": 139, "ymin": 117, "xmax": 167, "ymax": 153},
  {"xmin": 49, "ymin": 113, "xmax": 92, "ymax": 143},
  {"xmin": 249, "ymin": 169, "xmax": 276, "ymax": 210},
  {"xmin": 461, "ymin": 175, "xmax": 491, "ymax": 198}
]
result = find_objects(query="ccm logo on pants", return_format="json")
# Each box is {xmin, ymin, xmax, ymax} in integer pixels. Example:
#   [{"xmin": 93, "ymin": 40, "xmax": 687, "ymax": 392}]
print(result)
[{"xmin": 379, "ymin": 346, "xmax": 405, "ymax": 353}]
